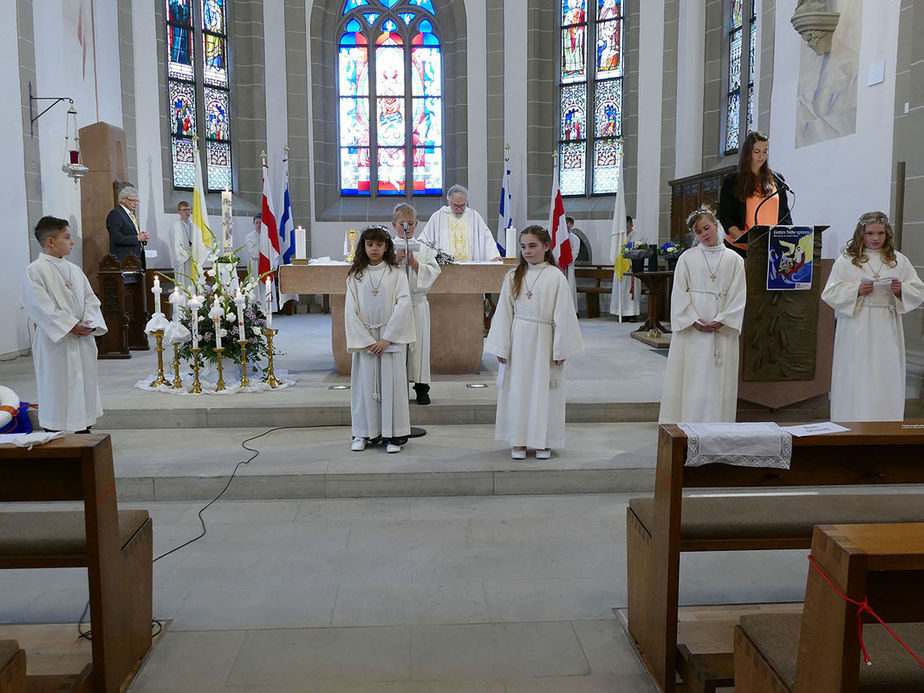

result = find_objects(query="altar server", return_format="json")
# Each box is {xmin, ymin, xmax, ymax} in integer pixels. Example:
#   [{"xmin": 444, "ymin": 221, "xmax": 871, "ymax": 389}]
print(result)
[
  {"xmin": 417, "ymin": 185, "xmax": 501, "ymax": 262},
  {"xmin": 392, "ymin": 203, "xmax": 441, "ymax": 405},
  {"xmin": 822, "ymin": 211, "xmax": 924, "ymax": 421},
  {"xmin": 22, "ymin": 216, "xmax": 108, "ymax": 432},
  {"xmin": 485, "ymin": 226, "xmax": 584, "ymax": 459},
  {"xmin": 611, "ymin": 215, "xmax": 641, "ymax": 320},
  {"xmin": 346, "ymin": 225, "xmax": 417, "ymax": 453},
  {"xmin": 659, "ymin": 210, "xmax": 746, "ymax": 423}
]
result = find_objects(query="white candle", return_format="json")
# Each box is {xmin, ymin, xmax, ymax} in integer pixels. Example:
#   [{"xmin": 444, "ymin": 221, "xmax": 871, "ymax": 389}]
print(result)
[
  {"xmin": 188, "ymin": 296, "xmax": 201, "ymax": 349},
  {"xmin": 221, "ymin": 188, "xmax": 232, "ymax": 253},
  {"xmin": 210, "ymin": 298, "xmax": 223, "ymax": 349},
  {"xmin": 295, "ymin": 225, "xmax": 307, "ymax": 260},
  {"xmin": 235, "ymin": 291, "xmax": 246, "ymax": 341},
  {"xmin": 152, "ymin": 275, "xmax": 162, "ymax": 314},
  {"xmin": 265, "ymin": 277, "xmax": 273, "ymax": 329},
  {"xmin": 505, "ymin": 227, "xmax": 518, "ymax": 259}
]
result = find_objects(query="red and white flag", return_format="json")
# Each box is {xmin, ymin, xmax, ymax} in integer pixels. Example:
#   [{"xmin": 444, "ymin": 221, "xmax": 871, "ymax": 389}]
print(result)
[
  {"xmin": 548, "ymin": 155, "xmax": 573, "ymax": 271},
  {"xmin": 258, "ymin": 161, "xmax": 280, "ymax": 277}
]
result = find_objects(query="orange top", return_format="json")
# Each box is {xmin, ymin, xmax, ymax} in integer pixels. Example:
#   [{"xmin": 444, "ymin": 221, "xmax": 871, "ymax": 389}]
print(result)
[{"xmin": 726, "ymin": 185, "xmax": 779, "ymax": 250}]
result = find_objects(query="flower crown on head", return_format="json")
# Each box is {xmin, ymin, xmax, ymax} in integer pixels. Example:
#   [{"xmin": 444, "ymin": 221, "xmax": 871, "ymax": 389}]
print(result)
[
  {"xmin": 857, "ymin": 212, "xmax": 889, "ymax": 227},
  {"xmin": 685, "ymin": 208, "xmax": 717, "ymax": 229}
]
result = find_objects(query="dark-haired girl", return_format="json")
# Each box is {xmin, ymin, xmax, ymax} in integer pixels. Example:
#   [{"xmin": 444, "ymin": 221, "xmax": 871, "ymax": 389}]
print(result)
[
  {"xmin": 345, "ymin": 226, "xmax": 416, "ymax": 453},
  {"xmin": 485, "ymin": 226, "xmax": 584, "ymax": 460}
]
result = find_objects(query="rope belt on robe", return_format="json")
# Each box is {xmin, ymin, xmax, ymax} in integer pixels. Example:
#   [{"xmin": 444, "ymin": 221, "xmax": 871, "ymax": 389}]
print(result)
[
  {"xmin": 690, "ymin": 288, "xmax": 727, "ymax": 367},
  {"xmin": 862, "ymin": 302, "xmax": 897, "ymax": 313},
  {"xmin": 513, "ymin": 314, "xmax": 563, "ymax": 388},
  {"xmin": 362, "ymin": 320, "xmax": 390, "ymax": 402}
]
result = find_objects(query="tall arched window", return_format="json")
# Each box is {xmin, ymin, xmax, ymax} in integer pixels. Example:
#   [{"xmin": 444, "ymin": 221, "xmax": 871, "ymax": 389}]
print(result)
[
  {"xmin": 338, "ymin": 0, "xmax": 443, "ymax": 197},
  {"xmin": 724, "ymin": 0, "xmax": 756, "ymax": 154},
  {"xmin": 167, "ymin": 0, "xmax": 233, "ymax": 191},
  {"xmin": 559, "ymin": 0, "xmax": 624, "ymax": 197}
]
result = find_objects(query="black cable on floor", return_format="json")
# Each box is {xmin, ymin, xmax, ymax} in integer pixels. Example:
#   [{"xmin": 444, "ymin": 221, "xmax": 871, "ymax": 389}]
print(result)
[{"xmin": 77, "ymin": 425, "xmax": 297, "ymax": 640}]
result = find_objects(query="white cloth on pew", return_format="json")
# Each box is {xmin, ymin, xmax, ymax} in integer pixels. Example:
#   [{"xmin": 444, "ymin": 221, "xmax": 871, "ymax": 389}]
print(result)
[
  {"xmin": 678, "ymin": 422, "xmax": 792, "ymax": 469},
  {"xmin": 0, "ymin": 431, "xmax": 64, "ymax": 450}
]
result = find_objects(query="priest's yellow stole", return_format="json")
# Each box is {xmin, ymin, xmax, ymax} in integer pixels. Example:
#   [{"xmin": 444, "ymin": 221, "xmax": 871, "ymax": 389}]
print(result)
[{"xmin": 448, "ymin": 216, "xmax": 471, "ymax": 261}]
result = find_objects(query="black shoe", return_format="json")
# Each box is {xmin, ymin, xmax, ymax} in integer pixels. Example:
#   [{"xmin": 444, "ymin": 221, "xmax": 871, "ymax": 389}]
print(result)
[{"xmin": 413, "ymin": 383, "xmax": 431, "ymax": 405}]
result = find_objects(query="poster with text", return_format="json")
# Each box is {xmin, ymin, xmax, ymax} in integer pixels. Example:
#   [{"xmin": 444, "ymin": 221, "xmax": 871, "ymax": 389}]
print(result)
[{"xmin": 767, "ymin": 226, "xmax": 814, "ymax": 290}]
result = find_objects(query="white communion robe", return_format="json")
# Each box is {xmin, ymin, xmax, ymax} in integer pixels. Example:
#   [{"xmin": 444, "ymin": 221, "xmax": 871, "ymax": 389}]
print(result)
[
  {"xmin": 821, "ymin": 250, "xmax": 924, "ymax": 421},
  {"xmin": 345, "ymin": 263, "xmax": 417, "ymax": 440},
  {"xmin": 658, "ymin": 244, "xmax": 746, "ymax": 423},
  {"xmin": 418, "ymin": 206, "xmax": 499, "ymax": 262},
  {"xmin": 171, "ymin": 218, "xmax": 193, "ymax": 282},
  {"xmin": 485, "ymin": 263, "xmax": 584, "ymax": 449},
  {"xmin": 394, "ymin": 239, "xmax": 441, "ymax": 385},
  {"xmin": 609, "ymin": 229, "xmax": 641, "ymax": 318},
  {"xmin": 22, "ymin": 253, "xmax": 108, "ymax": 431}
]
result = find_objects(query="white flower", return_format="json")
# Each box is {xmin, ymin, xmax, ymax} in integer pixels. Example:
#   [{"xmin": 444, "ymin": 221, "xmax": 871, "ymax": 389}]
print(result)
[
  {"xmin": 219, "ymin": 328, "xmax": 227, "ymax": 338},
  {"xmin": 226, "ymin": 312, "xmax": 237, "ymax": 322}
]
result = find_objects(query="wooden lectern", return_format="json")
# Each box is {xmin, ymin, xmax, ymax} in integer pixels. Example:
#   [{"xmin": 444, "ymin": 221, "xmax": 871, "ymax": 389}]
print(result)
[
  {"xmin": 97, "ymin": 255, "xmax": 149, "ymax": 358},
  {"xmin": 734, "ymin": 225, "xmax": 834, "ymax": 408}
]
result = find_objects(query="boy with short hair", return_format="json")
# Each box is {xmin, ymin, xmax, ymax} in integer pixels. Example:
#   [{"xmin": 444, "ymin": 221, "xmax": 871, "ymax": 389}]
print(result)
[
  {"xmin": 393, "ymin": 203, "xmax": 441, "ymax": 405},
  {"xmin": 22, "ymin": 216, "xmax": 108, "ymax": 432}
]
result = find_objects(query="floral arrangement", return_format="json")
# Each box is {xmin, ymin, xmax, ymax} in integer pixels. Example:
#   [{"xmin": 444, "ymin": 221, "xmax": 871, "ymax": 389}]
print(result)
[
  {"xmin": 421, "ymin": 240, "xmax": 456, "ymax": 266},
  {"xmin": 621, "ymin": 241, "xmax": 655, "ymax": 258},
  {"xmin": 658, "ymin": 241, "xmax": 683, "ymax": 255}
]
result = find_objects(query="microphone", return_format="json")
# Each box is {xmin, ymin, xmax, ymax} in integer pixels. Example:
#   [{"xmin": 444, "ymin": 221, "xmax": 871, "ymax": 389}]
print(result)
[{"xmin": 402, "ymin": 221, "xmax": 409, "ymax": 232}]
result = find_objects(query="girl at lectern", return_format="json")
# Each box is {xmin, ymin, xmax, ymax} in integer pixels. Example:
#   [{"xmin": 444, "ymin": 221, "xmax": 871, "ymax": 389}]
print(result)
[
  {"xmin": 485, "ymin": 226, "xmax": 583, "ymax": 460},
  {"xmin": 345, "ymin": 226, "xmax": 417, "ymax": 453},
  {"xmin": 659, "ymin": 210, "xmax": 746, "ymax": 424},
  {"xmin": 718, "ymin": 131, "xmax": 791, "ymax": 255},
  {"xmin": 822, "ymin": 211, "xmax": 924, "ymax": 421}
]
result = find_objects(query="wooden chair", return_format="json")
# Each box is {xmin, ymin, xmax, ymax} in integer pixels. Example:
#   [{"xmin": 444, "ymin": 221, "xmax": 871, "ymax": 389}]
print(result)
[
  {"xmin": 734, "ymin": 522, "xmax": 924, "ymax": 692},
  {"xmin": 0, "ymin": 435, "xmax": 153, "ymax": 693}
]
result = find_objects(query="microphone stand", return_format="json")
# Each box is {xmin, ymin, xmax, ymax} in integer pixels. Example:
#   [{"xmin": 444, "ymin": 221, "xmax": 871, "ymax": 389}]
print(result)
[
  {"xmin": 402, "ymin": 221, "xmax": 426, "ymax": 439},
  {"xmin": 749, "ymin": 174, "xmax": 791, "ymax": 245}
]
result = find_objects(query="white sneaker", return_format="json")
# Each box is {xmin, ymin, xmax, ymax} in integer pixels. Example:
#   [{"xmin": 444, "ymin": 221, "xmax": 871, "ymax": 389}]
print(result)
[
  {"xmin": 535, "ymin": 449, "xmax": 551, "ymax": 459},
  {"xmin": 351, "ymin": 437, "xmax": 366, "ymax": 451},
  {"xmin": 511, "ymin": 448, "xmax": 527, "ymax": 460},
  {"xmin": 386, "ymin": 443, "xmax": 402, "ymax": 454}
]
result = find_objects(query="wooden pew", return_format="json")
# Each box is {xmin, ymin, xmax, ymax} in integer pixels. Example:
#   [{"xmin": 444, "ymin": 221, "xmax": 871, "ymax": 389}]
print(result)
[
  {"xmin": 0, "ymin": 640, "xmax": 26, "ymax": 693},
  {"xmin": 574, "ymin": 266, "xmax": 614, "ymax": 318},
  {"xmin": 734, "ymin": 522, "xmax": 924, "ymax": 692},
  {"xmin": 0, "ymin": 435, "xmax": 153, "ymax": 693},
  {"xmin": 626, "ymin": 422, "xmax": 924, "ymax": 692}
]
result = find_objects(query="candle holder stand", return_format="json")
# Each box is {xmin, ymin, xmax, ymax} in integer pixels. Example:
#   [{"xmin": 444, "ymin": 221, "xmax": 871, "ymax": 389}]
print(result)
[
  {"xmin": 149, "ymin": 330, "xmax": 168, "ymax": 388},
  {"xmin": 238, "ymin": 340, "xmax": 250, "ymax": 388},
  {"xmin": 190, "ymin": 347, "xmax": 203, "ymax": 394},
  {"xmin": 171, "ymin": 343, "xmax": 184, "ymax": 389},
  {"xmin": 262, "ymin": 328, "xmax": 281, "ymax": 388},
  {"xmin": 214, "ymin": 347, "xmax": 226, "ymax": 391}
]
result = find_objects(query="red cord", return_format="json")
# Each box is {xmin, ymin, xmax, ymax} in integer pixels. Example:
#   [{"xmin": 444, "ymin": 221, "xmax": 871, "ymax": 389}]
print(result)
[{"xmin": 807, "ymin": 555, "xmax": 924, "ymax": 669}]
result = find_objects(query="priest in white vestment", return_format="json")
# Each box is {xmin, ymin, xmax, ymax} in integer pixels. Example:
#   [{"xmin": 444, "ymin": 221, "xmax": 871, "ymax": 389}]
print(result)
[
  {"xmin": 485, "ymin": 227, "xmax": 584, "ymax": 456},
  {"xmin": 345, "ymin": 231, "xmax": 417, "ymax": 451},
  {"xmin": 821, "ymin": 211, "xmax": 924, "ymax": 421},
  {"xmin": 417, "ymin": 185, "xmax": 501, "ymax": 262},
  {"xmin": 22, "ymin": 216, "xmax": 108, "ymax": 432},
  {"xmin": 171, "ymin": 201, "xmax": 194, "ymax": 282},
  {"xmin": 659, "ymin": 211, "xmax": 746, "ymax": 423},
  {"xmin": 392, "ymin": 204, "xmax": 441, "ymax": 405}
]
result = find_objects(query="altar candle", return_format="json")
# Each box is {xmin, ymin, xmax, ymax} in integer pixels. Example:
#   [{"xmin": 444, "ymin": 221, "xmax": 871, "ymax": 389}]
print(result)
[
  {"xmin": 265, "ymin": 277, "xmax": 273, "ymax": 329},
  {"xmin": 295, "ymin": 226, "xmax": 307, "ymax": 260},
  {"xmin": 169, "ymin": 286, "xmax": 181, "ymax": 322},
  {"xmin": 235, "ymin": 291, "xmax": 246, "ymax": 341},
  {"xmin": 221, "ymin": 188, "xmax": 232, "ymax": 252},
  {"xmin": 188, "ymin": 296, "xmax": 201, "ymax": 349},
  {"xmin": 152, "ymin": 275, "xmax": 162, "ymax": 314},
  {"xmin": 212, "ymin": 298, "xmax": 222, "ymax": 349},
  {"xmin": 505, "ymin": 227, "xmax": 518, "ymax": 259}
]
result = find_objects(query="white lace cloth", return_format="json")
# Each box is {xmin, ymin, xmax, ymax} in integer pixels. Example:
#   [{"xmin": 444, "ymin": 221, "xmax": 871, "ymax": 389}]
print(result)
[
  {"xmin": 677, "ymin": 422, "xmax": 793, "ymax": 469},
  {"xmin": 0, "ymin": 431, "xmax": 64, "ymax": 450}
]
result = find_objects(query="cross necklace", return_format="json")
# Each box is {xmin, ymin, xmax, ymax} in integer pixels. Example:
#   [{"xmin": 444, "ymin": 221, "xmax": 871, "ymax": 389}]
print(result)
[
  {"xmin": 368, "ymin": 267, "xmax": 386, "ymax": 295},
  {"xmin": 869, "ymin": 258, "xmax": 886, "ymax": 279},
  {"xmin": 702, "ymin": 247, "xmax": 723, "ymax": 282},
  {"xmin": 52, "ymin": 259, "xmax": 73, "ymax": 289},
  {"xmin": 524, "ymin": 265, "xmax": 548, "ymax": 299}
]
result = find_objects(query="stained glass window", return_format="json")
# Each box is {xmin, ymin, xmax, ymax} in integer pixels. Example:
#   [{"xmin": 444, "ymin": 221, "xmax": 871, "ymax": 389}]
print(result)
[
  {"xmin": 167, "ymin": 0, "xmax": 233, "ymax": 190},
  {"xmin": 724, "ymin": 0, "xmax": 756, "ymax": 153},
  {"xmin": 338, "ymin": 0, "xmax": 443, "ymax": 197},
  {"xmin": 558, "ymin": 0, "xmax": 625, "ymax": 196}
]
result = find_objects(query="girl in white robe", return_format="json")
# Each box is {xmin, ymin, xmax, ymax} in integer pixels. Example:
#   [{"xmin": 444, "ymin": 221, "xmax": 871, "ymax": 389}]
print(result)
[
  {"xmin": 22, "ymin": 217, "xmax": 108, "ymax": 432},
  {"xmin": 345, "ymin": 226, "xmax": 417, "ymax": 453},
  {"xmin": 392, "ymin": 203, "xmax": 442, "ymax": 405},
  {"xmin": 659, "ymin": 210, "xmax": 746, "ymax": 423},
  {"xmin": 821, "ymin": 211, "xmax": 924, "ymax": 421},
  {"xmin": 485, "ymin": 226, "xmax": 584, "ymax": 459}
]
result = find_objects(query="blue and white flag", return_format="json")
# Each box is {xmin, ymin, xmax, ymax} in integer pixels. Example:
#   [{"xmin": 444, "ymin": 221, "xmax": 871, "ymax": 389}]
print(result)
[
  {"xmin": 497, "ymin": 148, "xmax": 514, "ymax": 255},
  {"xmin": 279, "ymin": 149, "xmax": 295, "ymax": 265}
]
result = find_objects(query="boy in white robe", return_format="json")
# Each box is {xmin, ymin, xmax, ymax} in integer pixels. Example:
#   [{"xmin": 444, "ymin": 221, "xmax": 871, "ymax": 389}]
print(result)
[
  {"xmin": 610, "ymin": 215, "xmax": 641, "ymax": 319},
  {"xmin": 485, "ymin": 226, "xmax": 584, "ymax": 459},
  {"xmin": 822, "ymin": 211, "xmax": 924, "ymax": 421},
  {"xmin": 659, "ymin": 210, "xmax": 746, "ymax": 423},
  {"xmin": 171, "ymin": 200, "xmax": 193, "ymax": 282},
  {"xmin": 346, "ymin": 226, "xmax": 417, "ymax": 453},
  {"xmin": 392, "ymin": 203, "xmax": 441, "ymax": 405},
  {"xmin": 22, "ymin": 216, "xmax": 108, "ymax": 432}
]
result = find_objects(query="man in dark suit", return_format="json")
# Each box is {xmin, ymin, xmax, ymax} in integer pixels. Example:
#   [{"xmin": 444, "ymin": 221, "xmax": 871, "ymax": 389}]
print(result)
[{"xmin": 106, "ymin": 186, "xmax": 149, "ymax": 269}]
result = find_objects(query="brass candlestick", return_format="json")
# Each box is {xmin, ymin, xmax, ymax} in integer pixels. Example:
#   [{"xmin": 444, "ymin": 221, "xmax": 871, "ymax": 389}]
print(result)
[
  {"xmin": 171, "ymin": 343, "xmax": 183, "ymax": 389},
  {"xmin": 214, "ymin": 347, "xmax": 226, "ymax": 391},
  {"xmin": 262, "ymin": 328, "xmax": 280, "ymax": 388},
  {"xmin": 238, "ymin": 339, "xmax": 250, "ymax": 388},
  {"xmin": 149, "ymin": 330, "xmax": 168, "ymax": 387},
  {"xmin": 190, "ymin": 347, "xmax": 203, "ymax": 393}
]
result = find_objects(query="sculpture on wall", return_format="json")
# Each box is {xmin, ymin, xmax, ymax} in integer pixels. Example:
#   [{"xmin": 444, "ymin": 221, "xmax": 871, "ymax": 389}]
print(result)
[{"xmin": 791, "ymin": 0, "xmax": 840, "ymax": 55}]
